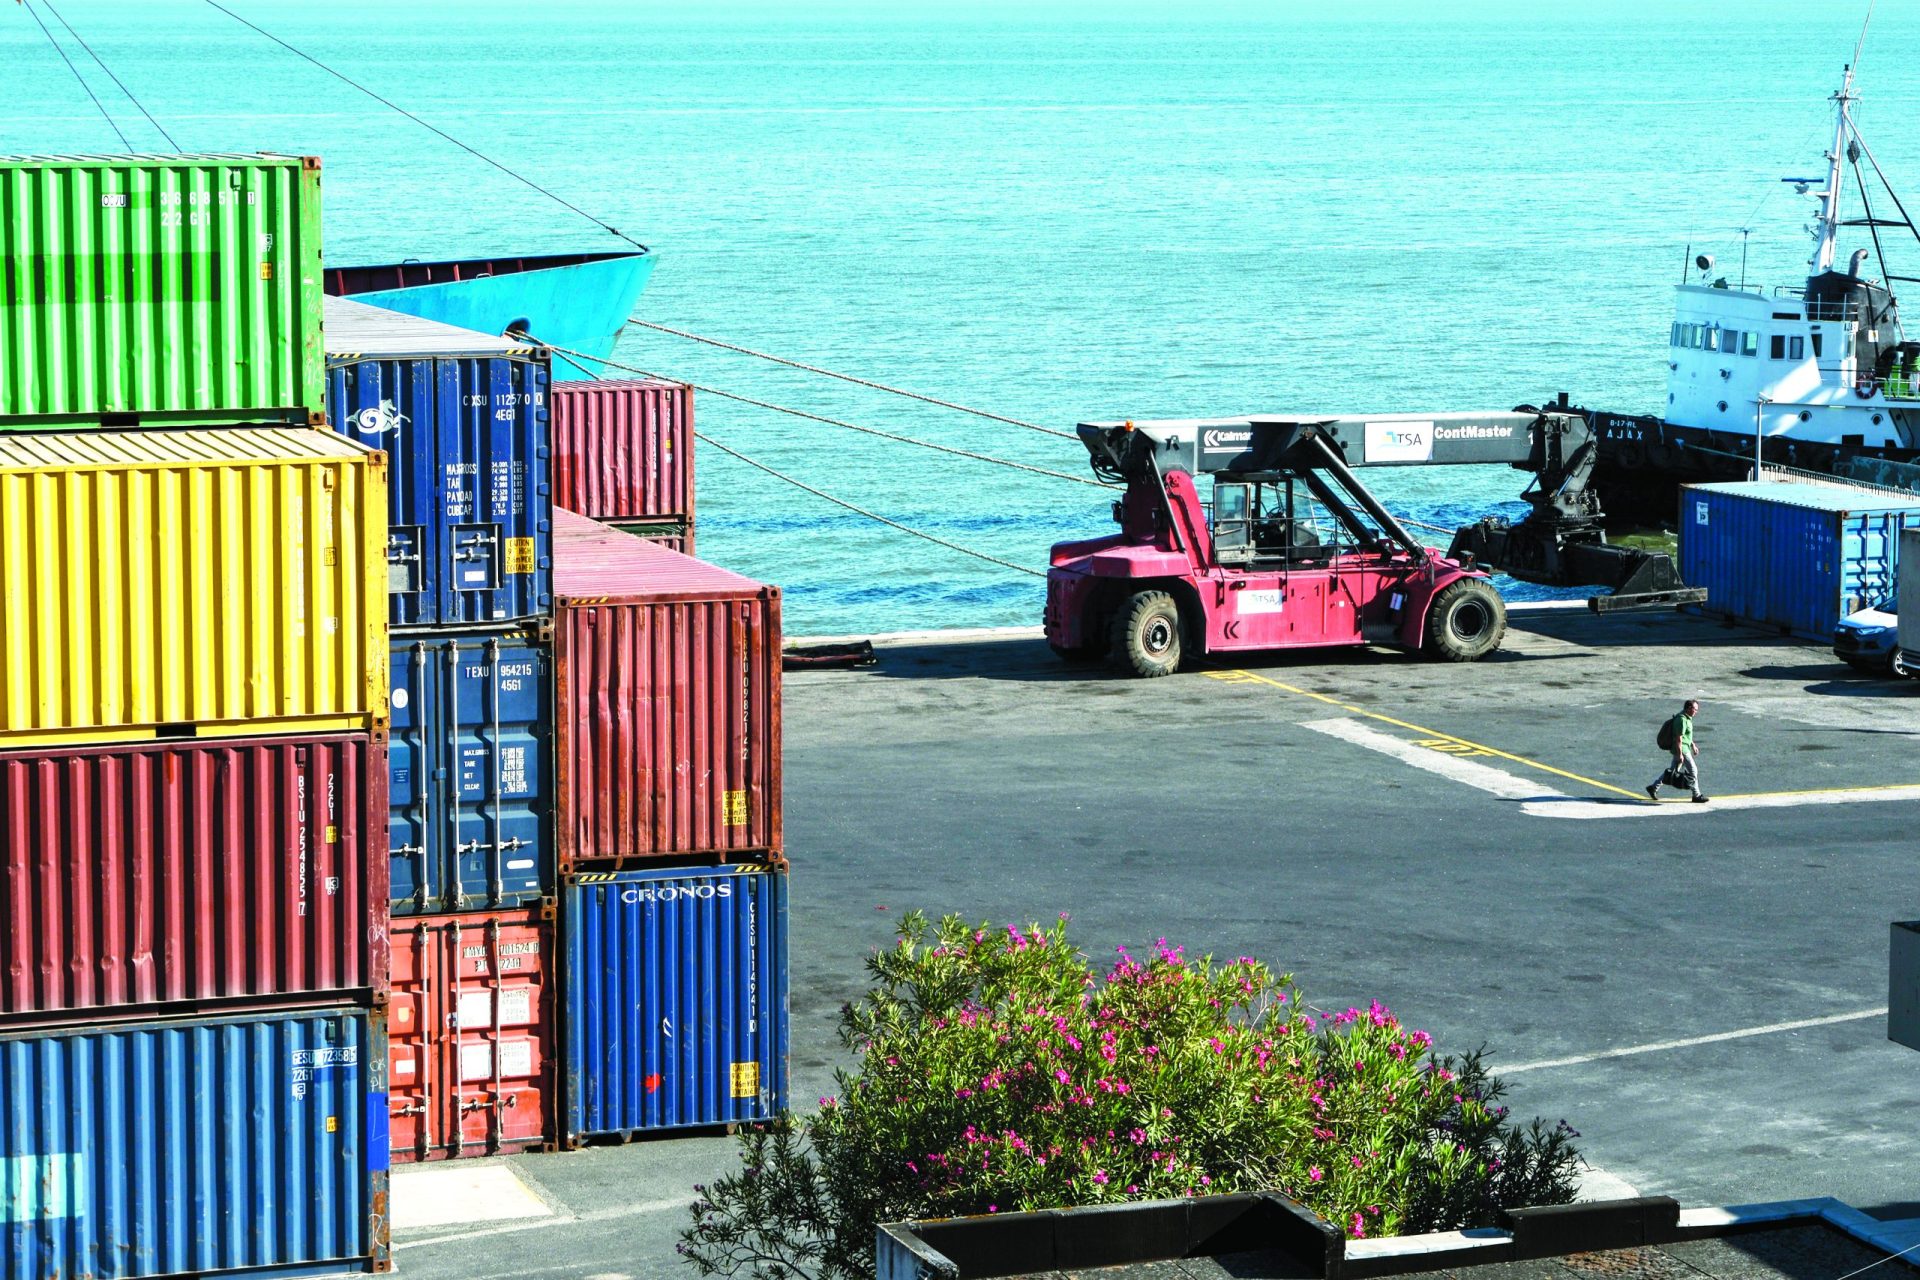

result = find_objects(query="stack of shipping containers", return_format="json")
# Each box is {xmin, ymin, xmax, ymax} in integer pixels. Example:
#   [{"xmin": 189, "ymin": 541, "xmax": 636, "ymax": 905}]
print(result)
[
  {"xmin": 0, "ymin": 154, "xmax": 392, "ymax": 1278},
  {"xmin": 549, "ymin": 404, "xmax": 790, "ymax": 1143},
  {"xmin": 324, "ymin": 296, "xmax": 559, "ymax": 1163},
  {"xmin": 551, "ymin": 379, "xmax": 696, "ymax": 551}
]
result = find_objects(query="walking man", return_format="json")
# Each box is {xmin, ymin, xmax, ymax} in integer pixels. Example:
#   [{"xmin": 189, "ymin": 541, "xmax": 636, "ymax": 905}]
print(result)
[{"xmin": 1647, "ymin": 699, "xmax": 1709, "ymax": 803}]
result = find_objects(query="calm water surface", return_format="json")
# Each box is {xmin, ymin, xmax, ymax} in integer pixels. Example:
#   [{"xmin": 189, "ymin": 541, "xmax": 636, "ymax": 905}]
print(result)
[{"xmin": 8, "ymin": 1, "xmax": 1920, "ymax": 632}]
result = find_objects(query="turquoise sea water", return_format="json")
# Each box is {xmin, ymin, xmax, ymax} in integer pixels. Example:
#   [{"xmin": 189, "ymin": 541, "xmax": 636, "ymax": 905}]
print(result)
[{"xmin": 9, "ymin": 1, "xmax": 1920, "ymax": 634}]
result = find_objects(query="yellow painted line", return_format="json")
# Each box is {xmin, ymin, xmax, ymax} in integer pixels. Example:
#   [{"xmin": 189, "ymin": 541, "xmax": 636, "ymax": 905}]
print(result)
[{"xmin": 1213, "ymin": 668, "xmax": 1647, "ymax": 799}]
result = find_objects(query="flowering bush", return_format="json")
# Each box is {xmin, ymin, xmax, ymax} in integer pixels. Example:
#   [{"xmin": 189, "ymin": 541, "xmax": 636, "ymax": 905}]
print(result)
[{"xmin": 681, "ymin": 913, "xmax": 1580, "ymax": 1279}]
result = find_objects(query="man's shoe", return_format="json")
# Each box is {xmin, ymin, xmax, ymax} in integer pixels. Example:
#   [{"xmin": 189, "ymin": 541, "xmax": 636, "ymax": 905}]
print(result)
[
  {"xmin": 1692, "ymin": 795, "xmax": 1710, "ymax": 803},
  {"xmin": 1646, "ymin": 784, "xmax": 1660, "ymax": 802}
]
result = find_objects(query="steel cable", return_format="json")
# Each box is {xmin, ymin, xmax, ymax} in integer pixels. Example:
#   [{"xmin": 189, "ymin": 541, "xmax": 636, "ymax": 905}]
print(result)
[
  {"xmin": 539, "ymin": 341, "xmax": 1050, "ymax": 578},
  {"xmin": 622, "ymin": 317, "xmax": 1074, "ymax": 438},
  {"xmin": 522, "ymin": 335, "xmax": 1109, "ymax": 489},
  {"xmin": 40, "ymin": 0, "xmax": 181, "ymax": 150},
  {"xmin": 201, "ymin": 0, "xmax": 646, "ymax": 252},
  {"xmin": 21, "ymin": 0, "xmax": 130, "ymax": 150}
]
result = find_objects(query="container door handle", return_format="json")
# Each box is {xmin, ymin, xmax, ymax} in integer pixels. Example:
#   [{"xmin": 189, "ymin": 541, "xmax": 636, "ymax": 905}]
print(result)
[
  {"xmin": 487, "ymin": 638, "xmax": 505, "ymax": 907},
  {"xmin": 412, "ymin": 643, "xmax": 433, "ymax": 915}
]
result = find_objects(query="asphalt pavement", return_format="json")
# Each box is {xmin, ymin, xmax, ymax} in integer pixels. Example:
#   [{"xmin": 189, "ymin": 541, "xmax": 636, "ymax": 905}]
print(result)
[{"xmin": 394, "ymin": 605, "xmax": 1920, "ymax": 1280}]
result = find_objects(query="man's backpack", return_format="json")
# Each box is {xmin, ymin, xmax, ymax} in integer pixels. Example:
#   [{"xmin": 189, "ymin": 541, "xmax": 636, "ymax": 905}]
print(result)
[{"xmin": 1656, "ymin": 716, "xmax": 1677, "ymax": 752}]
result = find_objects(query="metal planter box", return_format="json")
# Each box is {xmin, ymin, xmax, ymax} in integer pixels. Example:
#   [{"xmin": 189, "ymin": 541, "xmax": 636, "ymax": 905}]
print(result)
[
  {"xmin": 553, "ymin": 510, "xmax": 781, "ymax": 870},
  {"xmin": 0, "ymin": 427, "xmax": 390, "ymax": 748},
  {"xmin": 389, "ymin": 907, "xmax": 556, "ymax": 1162},
  {"xmin": 1679, "ymin": 481, "xmax": 1920, "ymax": 641},
  {"xmin": 563, "ymin": 865, "xmax": 788, "ymax": 1140},
  {"xmin": 326, "ymin": 297, "xmax": 552, "ymax": 627},
  {"xmin": 0, "ymin": 734, "xmax": 388, "ymax": 1025},
  {"xmin": 390, "ymin": 628, "xmax": 551, "ymax": 917},
  {"xmin": 0, "ymin": 1007, "xmax": 389, "ymax": 1280},
  {"xmin": 0, "ymin": 153, "xmax": 325, "ymax": 429},
  {"xmin": 551, "ymin": 379, "xmax": 692, "ymax": 522}
]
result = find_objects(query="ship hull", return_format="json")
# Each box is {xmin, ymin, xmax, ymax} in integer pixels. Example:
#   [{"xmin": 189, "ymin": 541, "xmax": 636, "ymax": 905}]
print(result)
[
  {"xmin": 1584, "ymin": 406, "xmax": 1920, "ymax": 525},
  {"xmin": 325, "ymin": 251, "xmax": 655, "ymax": 382}
]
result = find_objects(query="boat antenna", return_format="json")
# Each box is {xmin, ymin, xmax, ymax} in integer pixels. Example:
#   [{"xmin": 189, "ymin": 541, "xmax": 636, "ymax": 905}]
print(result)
[
  {"xmin": 1851, "ymin": 0, "xmax": 1875, "ymax": 77},
  {"xmin": 1681, "ymin": 242, "xmax": 1692, "ymax": 286},
  {"xmin": 1738, "ymin": 227, "xmax": 1749, "ymax": 292}
]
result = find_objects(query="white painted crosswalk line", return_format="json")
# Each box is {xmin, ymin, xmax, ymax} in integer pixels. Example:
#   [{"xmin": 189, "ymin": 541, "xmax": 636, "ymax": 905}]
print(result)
[
  {"xmin": 1301, "ymin": 717, "xmax": 1567, "ymax": 801},
  {"xmin": 1522, "ymin": 784, "xmax": 1920, "ymax": 819}
]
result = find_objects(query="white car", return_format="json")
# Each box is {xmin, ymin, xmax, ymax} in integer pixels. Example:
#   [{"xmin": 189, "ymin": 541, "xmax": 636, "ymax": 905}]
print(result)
[{"xmin": 1834, "ymin": 597, "xmax": 1909, "ymax": 676}]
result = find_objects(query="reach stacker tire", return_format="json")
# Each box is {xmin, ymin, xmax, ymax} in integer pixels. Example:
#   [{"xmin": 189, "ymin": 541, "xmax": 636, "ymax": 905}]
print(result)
[
  {"xmin": 1111, "ymin": 589, "xmax": 1184, "ymax": 677},
  {"xmin": 1424, "ymin": 578, "xmax": 1505, "ymax": 662}
]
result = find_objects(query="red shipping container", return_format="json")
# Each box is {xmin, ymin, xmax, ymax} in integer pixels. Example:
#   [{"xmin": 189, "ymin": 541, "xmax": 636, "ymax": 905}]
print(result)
[
  {"xmin": 553, "ymin": 508, "xmax": 781, "ymax": 870},
  {"xmin": 0, "ymin": 734, "xmax": 389, "ymax": 1025},
  {"xmin": 551, "ymin": 380, "xmax": 694, "ymax": 523},
  {"xmin": 389, "ymin": 906, "xmax": 556, "ymax": 1162}
]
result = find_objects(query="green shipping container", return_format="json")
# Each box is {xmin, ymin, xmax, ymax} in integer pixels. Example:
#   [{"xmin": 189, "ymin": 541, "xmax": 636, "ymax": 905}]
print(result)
[{"xmin": 0, "ymin": 153, "xmax": 325, "ymax": 429}]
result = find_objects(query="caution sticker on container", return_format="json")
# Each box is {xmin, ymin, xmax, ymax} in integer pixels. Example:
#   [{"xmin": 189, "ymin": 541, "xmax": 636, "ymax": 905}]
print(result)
[
  {"xmin": 504, "ymin": 537, "xmax": 536, "ymax": 574},
  {"xmin": 259, "ymin": 262, "xmax": 273, "ymax": 281},
  {"xmin": 730, "ymin": 1062, "xmax": 760, "ymax": 1098},
  {"xmin": 723, "ymin": 790, "xmax": 749, "ymax": 827}
]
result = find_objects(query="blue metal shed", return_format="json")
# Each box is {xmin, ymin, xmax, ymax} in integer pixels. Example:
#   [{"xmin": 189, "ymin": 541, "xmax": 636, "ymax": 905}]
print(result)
[
  {"xmin": 0, "ymin": 1007, "xmax": 388, "ymax": 1280},
  {"xmin": 325, "ymin": 296, "xmax": 552, "ymax": 628},
  {"xmin": 563, "ymin": 865, "xmax": 789, "ymax": 1141},
  {"xmin": 389, "ymin": 628, "xmax": 552, "ymax": 916},
  {"xmin": 1679, "ymin": 480, "xmax": 1920, "ymax": 641}
]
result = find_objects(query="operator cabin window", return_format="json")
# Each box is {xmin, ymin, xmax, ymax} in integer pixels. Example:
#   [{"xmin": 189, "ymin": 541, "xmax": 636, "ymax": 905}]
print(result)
[
  {"xmin": 1811, "ymin": 331, "xmax": 1823, "ymax": 358},
  {"xmin": 1771, "ymin": 334, "xmax": 1786, "ymax": 359},
  {"xmin": 1705, "ymin": 328, "xmax": 1721, "ymax": 352},
  {"xmin": 1743, "ymin": 331, "xmax": 1759, "ymax": 356},
  {"xmin": 1671, "ymin": 322, "xmax": 1682, "ymax": 346},
  {"xmin": 1790, "ymin": 335, "xmax": 1806, "ymax": 360}
]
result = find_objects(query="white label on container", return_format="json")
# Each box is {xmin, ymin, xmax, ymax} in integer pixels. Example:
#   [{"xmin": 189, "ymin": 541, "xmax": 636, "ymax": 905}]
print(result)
[
  {"xmin": 1696, "ymin": 500, "xmax": 1709, "ymax": 526},
  {"xmin": 506, "ymin": 858, "xmax": 534, "ymax": 871},
  {"xmin": 456, "ymin": 990, "xmax": 493, "ymax": 1028},
  {"xmin": 499, "ymin": 1040, "xmax": 534, "ymax": 1076},
  {"xmin": 1, "ymin": 1154, "xmax": 86, "ymax": 1222},
  {"xmin": 1365, "ymin": 420, "xmax": 1433, "ymax": 463},
  {"xmin": 1238, "ymin": 588, "xmax": 1285, "ymax": 615},
  {"xmin": 459, "ymin": 1043, "xmax": 493, "ymax": 1080},
  {"xmin": 462, "ymin": 570, "xmax": 488, "ymax": 584},
  {"xmin": 391, "ymin": 687, "xmax": 409, "ymax": 710}
]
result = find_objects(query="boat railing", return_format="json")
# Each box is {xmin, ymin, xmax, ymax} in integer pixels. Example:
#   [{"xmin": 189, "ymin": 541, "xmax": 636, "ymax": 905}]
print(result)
[{"xmin": 1770, "ymin": 285, "xmax": 1860, "ymax": 322}]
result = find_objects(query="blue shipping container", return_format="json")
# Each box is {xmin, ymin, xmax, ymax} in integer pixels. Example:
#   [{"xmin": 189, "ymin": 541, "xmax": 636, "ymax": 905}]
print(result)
[
  {"xmin": 1679, "ymin": 481, "xmax": 1920, "ymax": 641},
  {"xmin": 391, "ymin": 629, "xmax": 552, "ymax": 916},
  {"xmin": 325, "ymin": 296, "xmax": 552, "ymax": 628},
  {"xmin": 1, "ymin": 1007, "xmax": 388, "ymax": 1280},
  {"xmin": 564, "ymin": 866, "xmax": 788, "ymax": 1140}
]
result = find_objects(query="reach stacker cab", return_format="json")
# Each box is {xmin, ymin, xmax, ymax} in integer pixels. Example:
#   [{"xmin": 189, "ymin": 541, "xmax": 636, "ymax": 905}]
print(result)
[{"xmin": 1045, "ymin": 409, "xmax": 1703, "ymax": 676}]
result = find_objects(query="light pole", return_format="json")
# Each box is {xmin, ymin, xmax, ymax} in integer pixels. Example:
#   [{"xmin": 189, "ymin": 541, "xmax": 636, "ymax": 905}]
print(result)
[{"xmin": 1754, "ymin": 394, "xmax": 1770, "ymax": 476}]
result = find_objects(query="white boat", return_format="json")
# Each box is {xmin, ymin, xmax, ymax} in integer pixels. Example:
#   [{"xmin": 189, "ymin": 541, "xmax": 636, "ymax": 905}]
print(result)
[{"xmin": 1579, "ymin": 53, "xmax": 1920, "ymax": 520}]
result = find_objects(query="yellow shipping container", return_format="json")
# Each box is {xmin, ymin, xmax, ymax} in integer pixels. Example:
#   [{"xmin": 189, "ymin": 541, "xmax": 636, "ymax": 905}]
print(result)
[{"xmin": 0, "ymin": 428, "xmax": 388, "ymax": 746}]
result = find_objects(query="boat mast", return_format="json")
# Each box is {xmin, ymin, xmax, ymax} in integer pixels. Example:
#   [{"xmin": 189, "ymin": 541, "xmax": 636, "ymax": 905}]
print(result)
[{"xmin": 1809, "ymin": 63, "xmax": 1857, "ymax": 276}]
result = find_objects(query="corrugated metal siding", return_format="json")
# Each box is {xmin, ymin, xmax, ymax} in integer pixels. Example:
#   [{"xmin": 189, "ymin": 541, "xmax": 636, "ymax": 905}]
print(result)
[
  {"xmin": 551, "ymin": 381, "xmax": 692, "ymax": 521},
  {"xmin": 327, "ymin": 302, "xmax": 552, "ymax": 627},
  {"xmin": 0, "ymin": 153, "xmax": 325, "ymax": 428},
  {"xmin": 389, "ymin": 630, "xmax": 551, "ymax": 915},
  {"xmin": 553, "ymin": 512, "xmax": 781, "ymax": 867},
  {"xmin": 0, "ymin": 427, "xmax": 389, "ymax": 747},
  {"xmin": 389, "ymin": 909, "xmax": 555, "ymax": 1162},
  {"xmin": 0, "ymin": 734, "xmax": 388, "ymax": 1024},
  {"xmin": 1679, "ymin": 481, "xmax": 1920, "ymax": 640},
  {"xmin": 563, "ymin": 867, "xmax": 787, "ymax": 1139},
  {"xmin": 0, "ymin": 1007, "xmax": 389, "ymax": 1279}
]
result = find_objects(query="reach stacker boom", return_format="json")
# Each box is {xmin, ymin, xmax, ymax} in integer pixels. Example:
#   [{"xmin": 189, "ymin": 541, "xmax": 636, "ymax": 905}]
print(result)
[{"xmin": 1044, "ymin": 408, "xmax": 1704, "ymax": 676}]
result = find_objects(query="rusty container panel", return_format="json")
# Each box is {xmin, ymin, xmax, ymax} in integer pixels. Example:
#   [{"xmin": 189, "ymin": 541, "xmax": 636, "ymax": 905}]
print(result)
[
  {"xmin": 0, "ymin": 427, "xmax": 389, "ymax": 748},
  {"xmin": 550, "ymin": 380, "xmax": 692, "ymax": 522},
  {"xmin": 388, "ymin": 907, "xmax": 555, "ymax": 1162},
  {"xmin": 0, "ymin": 733, "xmax": 389, "ymax": 1025},
  {"xmin": 0, "ymin": 153, "xmax": 326, "ymax": 429},
  {"xmin": 552, "ymin": 510, "xmax": 780, "ymax": 869}
]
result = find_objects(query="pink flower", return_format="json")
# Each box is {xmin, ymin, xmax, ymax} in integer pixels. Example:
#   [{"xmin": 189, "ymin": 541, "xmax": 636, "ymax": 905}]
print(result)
[
  {"xmin": 1309, "ymin": 1166, "xmax": 1324, "ymax": 1182},
  {"xmin": 1093, "ymin": 1171, "xmax": 1109, "ymax": 1185},
  {"xmin": 1351, "ymin": 1213, "xmax": 1367, "ymax": 1239},
  {"xmin": 1055, "ymin": 1069, "xmax": 1070, "ymax": 1084}
]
